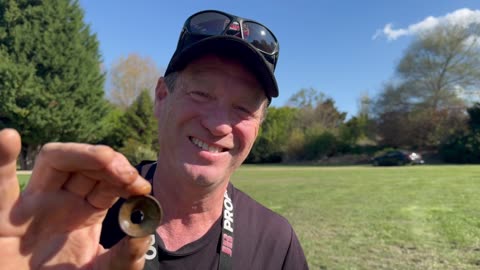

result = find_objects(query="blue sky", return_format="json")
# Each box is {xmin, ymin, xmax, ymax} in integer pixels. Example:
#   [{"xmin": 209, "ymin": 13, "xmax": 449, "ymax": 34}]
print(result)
[{"xmin": 78, "ymin": 0, "xmax": 480, "ymax": 118}]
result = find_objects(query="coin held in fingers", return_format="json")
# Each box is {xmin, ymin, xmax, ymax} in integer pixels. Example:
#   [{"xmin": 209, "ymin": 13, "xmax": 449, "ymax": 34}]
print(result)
[{"xmin": 118, "ymin": 195, "xmax": 162, "ymax": 237}]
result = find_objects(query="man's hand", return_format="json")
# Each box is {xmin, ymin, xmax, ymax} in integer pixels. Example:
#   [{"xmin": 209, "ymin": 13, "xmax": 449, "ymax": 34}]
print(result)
[{"xmin": 0, "ymin": 128, "xmax": 152, "ymax": 270}]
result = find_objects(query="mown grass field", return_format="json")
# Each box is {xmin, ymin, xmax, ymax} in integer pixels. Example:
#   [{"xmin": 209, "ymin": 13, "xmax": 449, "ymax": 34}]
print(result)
[
  {"xmin": 18, "ymin": 174, "xmax": 30, "ymax": 190},
  {"xmin": 231, "ymin": 165, "xmax": 480, "ymax": 270},
  {"xmin": 18, "ymin": 165, "xmax": 480, "ymax": 269}
]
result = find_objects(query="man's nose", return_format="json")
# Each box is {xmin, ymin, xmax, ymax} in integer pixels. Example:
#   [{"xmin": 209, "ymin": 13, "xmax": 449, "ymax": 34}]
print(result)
[{"xmin": 201, "ymin": 109, "xmax": 233, "ymax": 137}]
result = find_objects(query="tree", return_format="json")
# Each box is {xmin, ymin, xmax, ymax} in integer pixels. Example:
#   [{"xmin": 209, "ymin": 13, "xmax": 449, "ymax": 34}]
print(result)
[
  {"xmin": 339, "ymin": 117, "xmax": 364, "ymax": 145},
  {"xmin": 108, "ymin": 53, "xmax": 161, "ymax": 109},
  {"xmin": 467, "ymin": 103, "xmax": 480, "ymax": 132},
  {"xmin": 373, "ymin": 23, "xmax": 478, "ymax": 148},
  {"xmin": 287, "ymin": 88, "xmax": 346, "ymax": 133},
  {"xmin": 247, "ymin": 106, "xmax": 297, "ymax": 163},
  {"xmin": 397, "ymin": 24, "xmax": 480, "ymax": 111},
  {"xmin": 352, "ymin": 92, "xmax": 376, "ymax": 144},
  {"xmin": 286, "ymin": 87, "xmax": 320, "ymax": 109},
  {"xmin": 0, "ymin": 0, "xmax": 109, "ymax": 169},
  {"xmin": 96, "ymin": 103, "xmax": 125, "ymax": 149},
  {"xmin": 440, "ymin": 102, "xmax": 480, "ymax": 163},
  {"xmin": 357, "ymin": 91, "xmax": 372, "ymax": 119},
  {"xmin": 285, "ymin": 88, "xmax": 347, "ymax": 161},
  {"xmin": 117, "ymin": 90, "xmax": 158, "ymax": 164},
  {"xmin": 337, "ymin": 92, "xmax": 377, "ymax": 151},
  {"xmin": 313, "ymin": 98, "xmax": 347, "ymax": 131}
]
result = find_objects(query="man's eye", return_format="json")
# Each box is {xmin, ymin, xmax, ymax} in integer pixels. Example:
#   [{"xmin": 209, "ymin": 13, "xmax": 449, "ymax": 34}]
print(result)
[
  {"xmin": 235, "ymin": 105, "xmax": 254, "ymax": 116},
  {"xmin": 189, "ymin": 91, "xmax": 211, "ymax": 101}
]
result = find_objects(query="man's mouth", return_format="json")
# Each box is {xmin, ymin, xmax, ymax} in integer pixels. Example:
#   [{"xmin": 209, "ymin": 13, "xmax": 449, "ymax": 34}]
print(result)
[{"xmin": 190, "ymin": 137, "xmax": 225, "ymax": 153}]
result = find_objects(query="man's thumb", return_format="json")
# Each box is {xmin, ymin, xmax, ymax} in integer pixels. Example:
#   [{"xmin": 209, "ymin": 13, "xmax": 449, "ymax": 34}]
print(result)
[
  {"xmin": 0, "ymin": 129, "xmax": 21, "ymax": 209},
  {"xmin": 100, "ymin": 236, "xmax": 151, "ymax": 270}
]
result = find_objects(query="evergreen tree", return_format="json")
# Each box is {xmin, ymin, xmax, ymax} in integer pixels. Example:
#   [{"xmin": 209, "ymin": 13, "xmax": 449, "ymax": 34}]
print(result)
[
  {"xmin": 117, "ymin": 89, "xmax": 158, "ymax": 164},
  {"xmin": 120, "ymin": 90, "xmax": 158, "ymax": 148},
  {"xmin": 0, "ymin": 0, "xmax": 109, "ymax": 168}
]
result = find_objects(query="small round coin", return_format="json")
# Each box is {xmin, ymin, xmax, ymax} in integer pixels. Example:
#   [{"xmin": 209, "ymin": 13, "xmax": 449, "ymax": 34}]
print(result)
[{"xmin": 118, "ymin": 195, "xmax": 162, "ymax": 237}]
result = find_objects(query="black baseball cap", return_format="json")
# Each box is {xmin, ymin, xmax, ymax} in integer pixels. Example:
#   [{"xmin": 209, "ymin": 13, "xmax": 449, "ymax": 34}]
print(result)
[{"xmin": 164, "ymin": 10, "xmax": 280, "ymax": 102}]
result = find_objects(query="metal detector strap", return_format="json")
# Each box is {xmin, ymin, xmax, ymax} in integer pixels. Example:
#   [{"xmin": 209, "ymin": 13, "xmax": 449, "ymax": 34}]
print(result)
[
  {"xmin": 140, "ymin": 161, "xmax": 234, "ymax": 270},
  {"xmin": 144, "ymin": 162, "xmax": 157, "ymax": 183},
  {"xmin": 137, "ymin": 162, "xmax": 160, "ymax": 270},
  {"xmin": 219, "ymin": 186, "xmax": 234, "ymax": 270}
]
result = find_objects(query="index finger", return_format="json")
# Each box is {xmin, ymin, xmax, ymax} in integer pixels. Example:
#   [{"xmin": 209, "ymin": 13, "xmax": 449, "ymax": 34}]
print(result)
[{"xmin": 25, "ymin": 143, "xmax": 140, "ymax": 194}]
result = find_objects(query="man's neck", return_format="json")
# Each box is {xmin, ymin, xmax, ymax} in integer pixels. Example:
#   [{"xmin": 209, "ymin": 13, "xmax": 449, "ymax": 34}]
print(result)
[{"xmin": 151, "ymin": 168, "xmax": 228, "ymax": 251}]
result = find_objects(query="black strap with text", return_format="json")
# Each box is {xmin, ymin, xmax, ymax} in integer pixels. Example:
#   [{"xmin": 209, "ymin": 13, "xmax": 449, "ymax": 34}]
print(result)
[
  {"xmin": 139, "ymin": 162, "xmax": 234, "ymax": 270},
  {"xmin": 219, "ymin": 186, "xmax": 234, "ymax": 270}
]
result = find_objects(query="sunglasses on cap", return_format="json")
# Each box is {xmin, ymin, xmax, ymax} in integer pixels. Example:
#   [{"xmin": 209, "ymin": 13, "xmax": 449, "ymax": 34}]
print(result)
[{"xmin": 177, "ymin": 10, "xmax": 280, "ymax": 70}]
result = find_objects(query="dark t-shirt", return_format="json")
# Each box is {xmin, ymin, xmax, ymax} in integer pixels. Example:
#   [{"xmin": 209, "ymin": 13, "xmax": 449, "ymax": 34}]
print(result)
[{"xmin": 100, "ymin": 163, "xmax": 308, "ymax": 270}]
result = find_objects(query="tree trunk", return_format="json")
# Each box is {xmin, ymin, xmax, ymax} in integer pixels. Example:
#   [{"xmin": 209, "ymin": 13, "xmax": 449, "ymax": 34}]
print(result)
[{"xmin": 19, "ymin": 144, "xmax": 40, "ymax": 170}]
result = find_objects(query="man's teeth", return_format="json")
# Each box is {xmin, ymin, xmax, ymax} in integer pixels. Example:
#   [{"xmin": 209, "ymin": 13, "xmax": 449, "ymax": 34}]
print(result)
[{"xmin": 191, "ymin": 137, "xmax": 222, "ymax": 153}]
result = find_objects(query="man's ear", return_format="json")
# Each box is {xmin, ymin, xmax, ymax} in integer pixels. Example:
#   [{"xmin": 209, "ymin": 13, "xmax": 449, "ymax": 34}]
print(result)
[
  {"xmin": 155, "ymin": 77, "xmax": 168, "ymax": 102},
  {"xmin": 154, "ymin": 77, "xmax": 169, "ymax": 118}
]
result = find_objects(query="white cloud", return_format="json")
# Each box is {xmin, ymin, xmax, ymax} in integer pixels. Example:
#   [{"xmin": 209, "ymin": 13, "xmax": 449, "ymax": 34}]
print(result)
[{"xmin": 373, "ymin": 8, "xmax": 480, "ymax": 41}]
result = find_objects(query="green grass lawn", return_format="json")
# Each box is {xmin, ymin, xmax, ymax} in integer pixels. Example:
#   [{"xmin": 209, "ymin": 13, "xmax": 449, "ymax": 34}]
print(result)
[
  {"xmin": 231, "ymin": 165, "xmax": 480, "ymax": 270},
  {"xmin": 17, "ymin": 165, "xmax": 480, "ymax": 269},
  {"xmin": 18, "ymin": 174, "xmax": 30, "ymax": 190}
]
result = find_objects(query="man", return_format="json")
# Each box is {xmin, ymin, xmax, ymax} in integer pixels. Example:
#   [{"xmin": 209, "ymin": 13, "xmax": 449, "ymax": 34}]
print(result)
[{"xmin": 0, "ymin": 10, "xmax": 308, "ymax": 269}]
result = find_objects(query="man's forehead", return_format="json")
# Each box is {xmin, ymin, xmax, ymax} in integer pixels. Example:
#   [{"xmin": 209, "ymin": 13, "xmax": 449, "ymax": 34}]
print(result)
[{"xmin": 182, "ymin": 54, "xmax": 264, "ymax": 90}]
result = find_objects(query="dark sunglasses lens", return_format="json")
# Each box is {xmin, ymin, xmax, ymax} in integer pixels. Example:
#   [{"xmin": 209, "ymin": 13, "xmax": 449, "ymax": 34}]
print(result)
[
  {"xmin": 242, "ymin": 22, "xmax": 277, "ymax": 54},
  {"xmin": 189, "ymin": 12, "xmax": 230, "ymax": 35}
]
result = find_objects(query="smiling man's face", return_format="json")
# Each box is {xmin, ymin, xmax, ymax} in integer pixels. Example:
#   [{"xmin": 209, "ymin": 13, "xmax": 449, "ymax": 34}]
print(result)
[{"xmin": 154, "ymin": 54, "xmax": 268, "ymax": 188}]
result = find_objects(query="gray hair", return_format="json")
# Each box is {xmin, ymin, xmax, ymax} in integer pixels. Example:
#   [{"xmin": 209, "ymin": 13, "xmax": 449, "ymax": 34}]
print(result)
[{"xmin": 164, "ymin": 72, "xmax": 179, "ymax": 93}]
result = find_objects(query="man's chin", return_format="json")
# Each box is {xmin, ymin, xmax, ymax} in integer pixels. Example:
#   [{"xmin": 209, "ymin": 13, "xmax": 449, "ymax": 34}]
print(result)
[
  {"xmin": 182, "ymin": 165, "xmax": 226, "ymax": 185},
  {"xmin": 192, "ymin": 172, "xmax": 228, "ymax": 187},
  {"xmin": 187, "ymin": 173, "xmax": 226, "ymax": 188}
]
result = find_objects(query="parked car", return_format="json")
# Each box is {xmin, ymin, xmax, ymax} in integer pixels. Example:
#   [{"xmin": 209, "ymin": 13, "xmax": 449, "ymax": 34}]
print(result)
[{"xmin": 371, "ymin": 150, "xmax": 424, "ymax": 166}]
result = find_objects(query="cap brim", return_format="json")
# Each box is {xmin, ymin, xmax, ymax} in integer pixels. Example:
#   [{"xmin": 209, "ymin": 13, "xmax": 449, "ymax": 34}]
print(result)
[{"xmin": 165, "ymin": 36, "xmax": 278, "ymax": 100}]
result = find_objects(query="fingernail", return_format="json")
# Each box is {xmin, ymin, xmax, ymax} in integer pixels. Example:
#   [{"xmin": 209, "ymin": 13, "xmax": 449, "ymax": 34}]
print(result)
[{"xmin": 127, "ymin": 176, "xmax": 152, "ymax": 195}]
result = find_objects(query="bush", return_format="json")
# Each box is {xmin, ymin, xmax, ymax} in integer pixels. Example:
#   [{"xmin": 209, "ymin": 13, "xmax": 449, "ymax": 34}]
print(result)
[
  {"xmin": 246, "ymin": 137, "xmax": 283, "ymax": 163},
  {"xmin": 440, "ymin": 131, "xmax": 480, "ymax": 163},
  {"xmin": 341, "ymin": 144, "xmax": 381, "ymax": 156},
  {"xmin": 284, "ymin": 128, "xmax": 307, "ymax": 161},
  {"xmin": 303, "ymin": 131, "xmax": 338, "ymax": 160}
]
